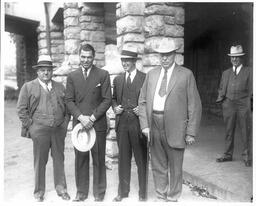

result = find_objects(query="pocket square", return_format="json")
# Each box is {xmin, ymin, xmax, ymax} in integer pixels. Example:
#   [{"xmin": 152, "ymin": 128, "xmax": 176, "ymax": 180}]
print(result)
[{"xmin": 96, "ymin": 83, "xmax": 101, "ymax": 87}]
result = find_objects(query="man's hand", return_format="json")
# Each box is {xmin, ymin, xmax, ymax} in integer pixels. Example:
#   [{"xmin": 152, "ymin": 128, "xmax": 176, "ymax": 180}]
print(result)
[
  {"xmin": 185, "ymin": 135, "xmax": 195, "ymax": 146},
  {"xmin": 114, "ymin": 105, "xmax": 124, "ymax": 115},
  {"xmin": 142, "ymin": 128, "xmax": 150, "ymax": 143},
  {"xmin": 78, "ymin": 115, "xmax": 93, "ymax": 130},
  {"xmin": 133, "ymin": 106, "xmax": 139, "ymax": 116}
]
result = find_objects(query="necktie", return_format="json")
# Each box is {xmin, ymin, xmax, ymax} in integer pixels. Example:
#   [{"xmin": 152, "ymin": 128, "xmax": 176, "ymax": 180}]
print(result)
[
  {"xmin": 234, "ymin": 66, "xmax": 237, "ymax": 76},
  {"xmin": 45, "ymin": 83, "xmax": 50, "ymax": 92},
  {"xmin": 158, "ymin": 69, "xmax": 168, "ymax": 97},
  {"xmin": 83, "ymin": 69, "xmax": 87, "ymax": 80},
  {"xmin": 127, "ymin": 72, "xmax": 131, "ymax": 87}
]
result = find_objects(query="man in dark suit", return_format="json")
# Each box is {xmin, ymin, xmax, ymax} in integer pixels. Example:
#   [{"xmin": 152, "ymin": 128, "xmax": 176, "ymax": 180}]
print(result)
[
  {"xmin": 65, "ymin": 44, "xmax": 112, "ymax": 201},
  {"xmin": 17, "ymin": 55, "xmax": 70, "ymax": 202},
  {"xmin": 216, "ymin": 44, "xmax": 252, "ymax": 167},
  {"xmin": 112, "ymin": 48, "xmax": 147, "ymax": 202},
  {"xmin": 139, "ymin": 38, "xmax": 202, "ymax": 202}
]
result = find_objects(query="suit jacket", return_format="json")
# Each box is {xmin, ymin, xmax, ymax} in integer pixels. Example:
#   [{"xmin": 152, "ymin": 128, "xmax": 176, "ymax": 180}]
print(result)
[
  {"xmin": 17, "ymin": 79, "xmax": 69, "ymax": 138},
  {"xmin": 216, "ymin": 66, "xmax": 252, "ymax": 103},
  {"xmin": 139, "ymin": 64, "xmax": 202, "ymax": 149},
  {"xmin": 65, "ymin": 65, "xmax": 112, "ymax": 131},
  {"xmin": 112, "ymin": 70, "xmax": 146, "ymax": 131}
]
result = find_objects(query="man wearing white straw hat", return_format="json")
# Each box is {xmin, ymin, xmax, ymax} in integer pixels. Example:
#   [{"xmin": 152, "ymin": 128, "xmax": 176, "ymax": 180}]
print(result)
[
  {"xmin": 17, "ymin": 55, "xmax": 71, "ymax": 202},
  {"xmin": 65, "ymin": 44, "xmax": 112, "ymax": 202},
  {"xmin": 139, "ymin": 38, "xmax": 202, "ymax": 202},
  {"xmin": 216, "ymin": 44, "xmax": 252, "ymax": 167}
]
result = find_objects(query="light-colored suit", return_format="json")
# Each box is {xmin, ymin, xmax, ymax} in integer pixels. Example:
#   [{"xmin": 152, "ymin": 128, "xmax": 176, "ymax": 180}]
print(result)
[{"xmin": 139, "ymin": 64, "xmax": 202, "ymax": 200}]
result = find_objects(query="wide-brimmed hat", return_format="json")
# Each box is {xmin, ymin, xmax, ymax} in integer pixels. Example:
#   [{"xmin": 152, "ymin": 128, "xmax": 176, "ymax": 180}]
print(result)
[
  {"xmin": 32, "ymin": 55, "xmax": 56, "ymax": 69},
  {"xmin": 71, "ymin": 123, "xmax": 96, "ymax": 152},
  {"xmin": 153, "ymin": 38, "xmax": 179, "ymax": 53},
  {"xmin": 227, "ymin": 45, "xmax": 245, "ymax": 56},
  {"xmin": 120, "ymin": 47, "xmax": 140, "ymax": 59}
]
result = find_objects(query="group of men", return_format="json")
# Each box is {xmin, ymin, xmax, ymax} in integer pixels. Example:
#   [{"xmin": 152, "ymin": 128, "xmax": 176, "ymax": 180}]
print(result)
[{"xmin": 17, "ymin": 38, "xmax": 252, "ymax": 202}]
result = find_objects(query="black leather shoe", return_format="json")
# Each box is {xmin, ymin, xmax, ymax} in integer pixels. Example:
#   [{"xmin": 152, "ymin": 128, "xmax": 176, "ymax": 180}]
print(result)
[
  {"xmin": 216, "ymin": 156, "xmax": 232, "ymax": 162},
  {"xmin": 139, "ymin": 196, "xmax": 146, "ymax": 201},
  {"xmin": 95, "ymin": 197, "xmax": 104, "ymax": 202},
  {"xmin": 244, "ymin": 160, "xmax": 252, "ymax": 167},
  {"xmin": 35, "ymin": 196, "xmax": 44, "ymax": 202},
  {"xmin": 73, "ymin": 193, "xmax": 87, "ymax": 202},
  {"xmin": 59, "ymin": 192, "xmax": 70, "ymax": 200},
  {"xmin": 113, "ymin": 195, "xmax": 128, "ymax": 202}
]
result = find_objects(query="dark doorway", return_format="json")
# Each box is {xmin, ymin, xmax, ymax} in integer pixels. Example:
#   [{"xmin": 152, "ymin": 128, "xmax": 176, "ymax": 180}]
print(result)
[{"xmin": 184, "ymin": 3, "xmax": 253, "ymax": 115}]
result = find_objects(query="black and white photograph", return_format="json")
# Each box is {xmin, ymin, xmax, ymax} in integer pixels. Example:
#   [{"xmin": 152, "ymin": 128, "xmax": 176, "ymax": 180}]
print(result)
[{"xmin": 2, "ymin": 1, "xmax": 254, "ymax": 205}]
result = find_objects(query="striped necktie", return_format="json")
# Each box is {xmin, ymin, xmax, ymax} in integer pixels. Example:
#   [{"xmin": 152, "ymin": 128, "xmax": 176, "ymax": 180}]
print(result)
[
  {"xmin": 158, "ymin": 69, "xmax": 168, "ymax": 97},
  {"xmin": 127, "ymin": 72, "xmax": 131, "ymax": 87}
]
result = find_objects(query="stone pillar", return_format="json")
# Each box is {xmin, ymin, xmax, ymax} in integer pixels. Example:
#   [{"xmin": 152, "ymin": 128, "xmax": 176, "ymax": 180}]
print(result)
[
  {"xmin": 143, "ymin": 3, "xmax": 185, "ymax": 73},
  {"xmin": 116, "ymin": 2, "xmax": 145, "ymax": 71},
  {"xmin": 80, "ymin": 3, "xmax": 105, "ymax": 68}
]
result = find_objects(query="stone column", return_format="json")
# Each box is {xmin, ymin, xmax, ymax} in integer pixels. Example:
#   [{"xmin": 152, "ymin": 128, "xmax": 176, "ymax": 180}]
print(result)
[
  {"xmin": 80, "ymin": 3, "xmax": 105, "ymax": 68},
  {"xmin": 116, "ymin": 2, "xmax": 145, "ymax": 70},
  {"xmin": 143, "ymin": 3, "xmax": 185, "ymax": 73}
]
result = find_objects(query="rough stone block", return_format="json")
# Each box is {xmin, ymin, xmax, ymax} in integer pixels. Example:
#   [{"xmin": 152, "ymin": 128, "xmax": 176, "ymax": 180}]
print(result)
[
  {"xmin": 164, "ymin": 16, "xmax": 175, "ymax": 25},
  {"xmin": 51, "ymin": 39, "xmax": 65, "ymax": 45},
  {"xmin": 121, "ymin": 42, "xmax": 144, "ymax": 54},
  {"xmin": 51, "ymin": 44, "xmax": 65, "ymax": 54},
  {"xmin": 165, "ymin": 24, "xmax": 184, "ymax": 37},
  {"xmin": 64, "ymin": 39, "xmax": 80, "ymax": 54},
  {"xmin": 64, "ymin": 27, "xmax": 80, "ymax": 39},
  {"xmin": 51, "ymin": 54, "xmax": 65, "ymax": 62},
  {"xmin": 106, "ymin": 129, "xmax": 117, "ymax": 140},
  {"xmin": 81, "ymin": 3, "xmax": 104, "ymax": 16},
  {"xmin": 175, "ymin": 7, "xmax": 185, "ymax": 24},
  {"xmin": 91, "ymin": 42, "xmax": 105, "ymax": 53},
  {"xmin": 117, "ymin": 2, "xmax": 145, "ymax": 18},
  {"xmin": 109, "ymin": 119, "xmax": 115, "ymax": 129},
  {"xmin": 63, "ymin": 8, "xmax": 80, "ymax": 18},
  {"xmin": 116, "ymin": 16, "xmax": 143, "ymax": 35},
  {"xmin": 50, "ymin": 24, "xmax": 64, "ymax": 32},
  {"xmin": 50, "ymin": 32, "xmax": 63, "ymax": 39},
  {"xmin": 142, "ymin": 53, "xmax": 160, "ymax": 66},
  {"xmin": 38, "ymin": 39, "xmax": 47, "ymax": 48},
  {"xmin": 64, "ymin": 17, "xmax": 79, "ymax": 27},
  {"xmin": 37, "ymin": 25, "xmax": 46, "ymax": 32},
  {"xmin": 95, "ymin": 52, "xmax": 105, "ymax": 60},
  {"xmin": 38, "ymin": 32, "xmax": 47, "ymax": 40},
  {"xmin": 144, "ymin": 4, "xmax": 175, "ymax": 16},
  {"xmin": 175, "ymin": 53, "xmax": 184, "ymax": 65},
  {"xmin": 64, "ymin": 3, "xmax": 78, "ymax": 9},
  {"xmin": 107, "ymin": 107, "xmax": 116, "ymax": 119},
  {"xmin": 122, "ymin": 33, "xmax": 145, "ymax": 43},
  {"xmin": 79, "ymin": 15, "xmax": 92, "ymax": 22},
  {"xmin": 144, "ymin": 15, "xmax": 165, "ymax": 37},
  {"xmin": 106, "ymin": 139, "xmax": 119, "ymax": 158},
  {"xmin": 80, "ymin": 22, "xmax": 104, "ymax": 31},
  {"xmin": 141, "ymin": 66, "xmax": 157, "ymax": 74},
  {"xmin": 38, "ymin": 48, "xmax": 49, "ymax": 55},
  {"xmin": 66, "ymin": 54, "xmax": 80, "ymax": 65}
]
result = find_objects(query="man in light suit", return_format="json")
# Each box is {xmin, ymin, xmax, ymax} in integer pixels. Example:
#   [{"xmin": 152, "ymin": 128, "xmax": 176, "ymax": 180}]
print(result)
[
  {"xmin": 65, "ymin": 44, "xmax": 112, "ymax": 202},
  {"xmin": 216, "ymin": 44, "xmax": 252, "ymax": 167},
  {"xmin": 17, "ymin": 55, "xmax": 70, "ymax": 202},
  {"xmin": 112, "ymin": 48, "xmax": 147, "ymax": 202},
  {"xmin": 139, "ymin": 38, "xmax": 202, "ymax": 202}
]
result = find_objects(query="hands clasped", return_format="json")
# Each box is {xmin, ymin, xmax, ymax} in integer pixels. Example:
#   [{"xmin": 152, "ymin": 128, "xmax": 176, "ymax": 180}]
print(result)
[{"xmin": 78, "ymin": 115, "xmax": 94, "ymax": 130}]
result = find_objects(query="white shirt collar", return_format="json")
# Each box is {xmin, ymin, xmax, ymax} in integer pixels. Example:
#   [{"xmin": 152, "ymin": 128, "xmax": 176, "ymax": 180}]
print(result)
[
  {"xmin": 233, "ymin": 64, "xmax": 242, "ymax": 75},
  {"xmin": 126, "ymin": 69, "xmax": 137, "ymax": 82},
  {"xmin": 38, "ymin": 78, "xmax": 52, "ymax": 91},
  {"xmin": 82, "ymin": 66, "xmax": 92, "ymax": 76}
]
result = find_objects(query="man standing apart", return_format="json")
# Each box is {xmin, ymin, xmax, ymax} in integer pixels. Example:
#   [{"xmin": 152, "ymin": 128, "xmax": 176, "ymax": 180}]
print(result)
[
  {"xmin": 17, "ymin": 55, "xmax": 71, "ymax": 202},
  {"xmin": 65, "ymin": 44, "xmax": 112, "ymax": 201},
  {"xmin": 139, "ymin": 38, "xmax": 202, "ymax": 202},
  {"xmin": 112, "ymin": 48, "xmax": 147, "ymax": 202},
  {"xmin": 216, "ymin": 44, "xmax": 252, "ymax": 167}
]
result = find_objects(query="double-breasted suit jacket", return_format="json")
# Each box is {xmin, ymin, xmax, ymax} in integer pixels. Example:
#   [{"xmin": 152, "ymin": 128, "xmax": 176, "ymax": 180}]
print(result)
[{"xmin": 139, "ymin": 64, "xmax": 202, "ymax": 149}]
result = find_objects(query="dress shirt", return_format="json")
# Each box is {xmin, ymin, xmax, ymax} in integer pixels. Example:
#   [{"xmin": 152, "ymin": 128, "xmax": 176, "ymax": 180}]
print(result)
[
  {"xmin": 82, "ymin": 66, "xmax": 92, "ymax": 77},
  {"xmin": 153, "ymin": 63, "xmax": 175, "ymax": 111},
  {"xmin": 233, "ymin": 64, "xmax": 242, "ymax": 75},
  {"xmin": 38, "ymin": 78, "xmax": 52, "ymax": 92},
  {"xmin": 125, "ymin": 69, "xmax": 137, "ymax": 83}
]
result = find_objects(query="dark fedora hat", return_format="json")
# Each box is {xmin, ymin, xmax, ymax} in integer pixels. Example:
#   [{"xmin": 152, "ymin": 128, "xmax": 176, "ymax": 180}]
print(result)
[{"xmin": 32, "ymin": 55, "xmax": 56, "ymax": 69}]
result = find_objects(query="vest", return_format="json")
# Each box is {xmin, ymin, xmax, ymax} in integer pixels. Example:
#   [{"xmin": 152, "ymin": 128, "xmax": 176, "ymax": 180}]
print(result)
[
  {"xmin": 226, "ymin": 70, "xmax": 250, "ymax": 100},
  {"xmin": 121, "ymin": 79, "xmax": 138, "ymax": 110},
  {"xmin": 32, "ymin": 86, "xmax": 64, "ymax": 127}
]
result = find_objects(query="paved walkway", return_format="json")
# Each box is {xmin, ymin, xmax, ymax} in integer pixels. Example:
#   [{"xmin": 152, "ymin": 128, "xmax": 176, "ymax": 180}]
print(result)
[{"xmin": 4, "ymin": 100, "xmax": 252, "ymax": 203}]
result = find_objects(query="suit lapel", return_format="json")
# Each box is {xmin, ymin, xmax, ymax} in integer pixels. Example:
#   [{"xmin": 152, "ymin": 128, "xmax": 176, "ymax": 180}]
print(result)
[{"xmin": 166, "ymin": 64, "xmax": 179, "ymax": 97}]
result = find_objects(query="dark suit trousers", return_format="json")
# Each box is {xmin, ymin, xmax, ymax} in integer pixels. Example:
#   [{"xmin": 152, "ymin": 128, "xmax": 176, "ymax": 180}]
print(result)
[
  {"xmin": 116, "ymin": 112, "xmax": 147, "ymax": 198},
  {"xmin": 74, "ymin": 130, "xmax": 106, "ymax": 199},
  {"xmin": 29, "ymin": 122, "xmax": 67, "ymax": 197},
  {"xmin": 222, "ymin": 98, "xmax": 252, "ymax": 160},
  {"xmin": 151, "ymin": 113, "xmax": 184, "ymax": 201}
]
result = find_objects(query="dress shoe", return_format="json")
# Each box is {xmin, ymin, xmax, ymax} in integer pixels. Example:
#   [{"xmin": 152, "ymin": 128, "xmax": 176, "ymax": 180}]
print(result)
[
  {"xmin": 73, "ymin": 193, "xmax": 87, "ymax": 202},
  {"xmin": 139, "ymin": 196, "xmax": 146, "ymax": 201},
  {"xmin": 216, "ymin": 156, "xmax": 232, "ymax": 162},
  {"xmin": 94, "ymin": 197, "xmax": 104, "ymax": 202},
  {"xmin": 113, "ymin": 195, "xmax": 128, "ymax": 202},
  {"xmin": 59, "ymin": 192, "xmax": 70, "ymax": 200},
  {"xmin": 35, "ymin": 196, "xmax": 44, "ymax": 202},
  {"xmin": 244, "ymin": 160, "xmax": 252, "ymax": 167}
]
